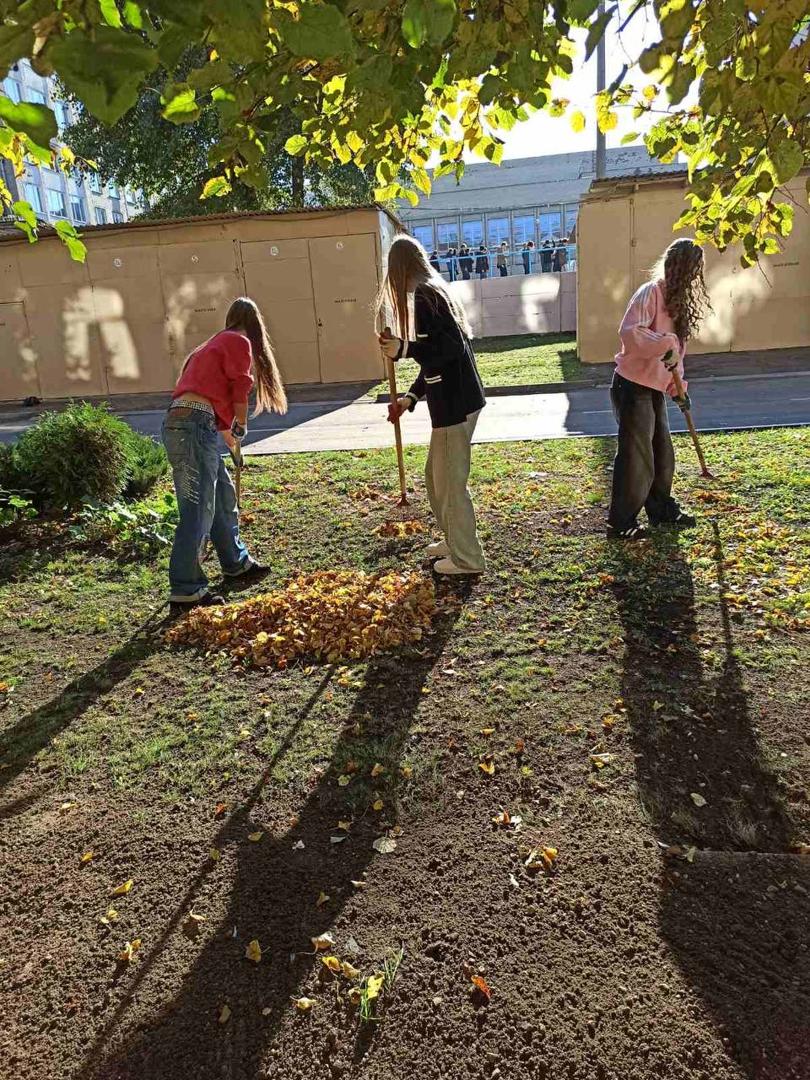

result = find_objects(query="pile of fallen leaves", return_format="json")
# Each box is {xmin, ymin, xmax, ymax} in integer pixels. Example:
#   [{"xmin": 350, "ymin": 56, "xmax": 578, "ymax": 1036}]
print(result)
[
  {"xmin": 166, "ymin": 569, "xmax": 437, "ymax": 668},
  {"xmin": 374, "ymin": 518, "xmax": 427, "ymax": 539}
]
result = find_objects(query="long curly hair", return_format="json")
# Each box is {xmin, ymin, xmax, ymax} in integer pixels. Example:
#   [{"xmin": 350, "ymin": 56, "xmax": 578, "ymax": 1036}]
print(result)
[{"xmin": 654, "ymin": 239, "xmax": 711, "ymax": 345}]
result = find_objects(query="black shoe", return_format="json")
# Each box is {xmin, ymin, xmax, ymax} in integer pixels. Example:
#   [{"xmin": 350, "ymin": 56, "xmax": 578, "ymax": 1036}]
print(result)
[
  {"xmin": 652, "ymin": 511, "xmax": 697, "ymax": 530},
  {"xmin": 606, "ymin": 523, "xmax": 649, "ymax": 541},
  {"xmin": 169, "ymin": 592, "xmax": 225, "ymax": 617},
  {"xmin": 223, "ymin": 557, "xmax": 269, "ymax": 582}
]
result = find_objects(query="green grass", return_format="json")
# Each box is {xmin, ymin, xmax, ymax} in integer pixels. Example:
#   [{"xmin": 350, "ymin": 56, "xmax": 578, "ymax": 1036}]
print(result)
[
  {"xmin": 1, "ymin": 426, "xmax": 808, "ymax": 831},
  {"xmin": 369, "ymin": 331, "xmax": 584, "ymax": 397}
]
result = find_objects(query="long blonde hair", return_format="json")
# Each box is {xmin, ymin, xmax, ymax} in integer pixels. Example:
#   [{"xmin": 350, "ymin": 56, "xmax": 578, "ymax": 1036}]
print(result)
[
  {"xmin": 225, "ymin": 297, "xmax": 287, "ymax": 415},
  {"xmin": 377, "ymin": 234, "xmax": 472, "ymax": 341}
]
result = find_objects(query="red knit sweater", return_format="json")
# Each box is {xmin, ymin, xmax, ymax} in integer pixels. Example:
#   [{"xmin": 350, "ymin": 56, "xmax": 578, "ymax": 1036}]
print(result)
[{"xmin": 173, "ymin": 330, "xmax": 254, "ymax": 431}]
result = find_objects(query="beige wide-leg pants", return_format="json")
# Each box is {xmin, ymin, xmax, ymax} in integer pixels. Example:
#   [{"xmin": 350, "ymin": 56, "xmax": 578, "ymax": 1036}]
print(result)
[{"xmin": 424, "ymin": 409, "xmax": 485, "ymax": 572}]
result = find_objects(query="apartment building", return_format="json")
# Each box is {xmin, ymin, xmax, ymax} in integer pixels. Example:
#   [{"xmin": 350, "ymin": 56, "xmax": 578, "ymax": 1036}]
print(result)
[
  {"xmin": 397, "ymin": 145, "xmax": 680, "ymax": 264},
  {"xmin": 1, "ymin": 58, "xmax": 147, "ymax": 228}
]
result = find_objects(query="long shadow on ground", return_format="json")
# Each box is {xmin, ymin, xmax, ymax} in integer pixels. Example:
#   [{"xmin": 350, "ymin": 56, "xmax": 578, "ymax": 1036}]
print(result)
[
  {"xmin": 78, "ymin": 584, "xmax": 468, "ymax": 1080},
  {"xmin": 609, "ymin": 525, "xmax": 809, "ymax": 1079},
  {"xmin": 0, "ymin": 607, "xmax": 169, "ymax": 807}
]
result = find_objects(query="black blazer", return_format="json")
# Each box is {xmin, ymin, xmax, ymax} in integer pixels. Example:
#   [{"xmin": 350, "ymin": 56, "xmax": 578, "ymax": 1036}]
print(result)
[{"xmin": 398, "ymin": 284, "xmax": 486, "ymax": 429}]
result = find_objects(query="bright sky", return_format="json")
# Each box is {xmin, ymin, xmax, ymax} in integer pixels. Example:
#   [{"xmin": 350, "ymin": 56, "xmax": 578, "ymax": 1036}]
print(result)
[{"xmin": 498, "ymin": 7, "xmax": 690, "ymax": 160}]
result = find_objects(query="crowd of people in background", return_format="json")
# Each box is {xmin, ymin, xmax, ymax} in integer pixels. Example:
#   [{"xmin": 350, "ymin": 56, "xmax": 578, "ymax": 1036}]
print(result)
[{"xmin": 429, "ymin": 236, "xmax": 573, "ymax": 281}]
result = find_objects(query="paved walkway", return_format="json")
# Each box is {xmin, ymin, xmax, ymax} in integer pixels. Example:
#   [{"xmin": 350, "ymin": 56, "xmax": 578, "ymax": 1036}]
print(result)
[{"xmin": 3, "ymin": 370, "xmax": 807, "ymax": 453}]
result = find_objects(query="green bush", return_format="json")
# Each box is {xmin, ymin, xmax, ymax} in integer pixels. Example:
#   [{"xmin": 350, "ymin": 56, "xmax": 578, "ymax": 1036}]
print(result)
[
  {"xmin": 0, "ymin": 443, "xmax": 23, "ymax": 492},
  {"xmin": 122, "ymin": 428, "xmax": 169, "ymax": 498},
  {"xmin": 13, "ymin": 402, "xmax": 132, "ymax": 508},
  {"xmin": 11, "ymin": 403, "xmax": 169, "ymax": 509}
]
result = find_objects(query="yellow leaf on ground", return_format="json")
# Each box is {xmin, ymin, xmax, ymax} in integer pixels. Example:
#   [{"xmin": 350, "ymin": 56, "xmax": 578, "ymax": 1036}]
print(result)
[
  {"xmin": 400, "ymin": 765, "xmax": 413, "ymax": 779},
  {"xmin": 187, "ymin": 910, "xmax": 206, "ymax": 924},
  {"xmin": 479, "ymin": 761, "xmax": 495, "ymax": 776},
  {"xmin": 480, "ymin": 727, "xmax": 496, "ymax": 736},
  {"xmin": 337, "ymin": 820, "xmax": 351, "ymax": 831},
  {"xmin": 118, "ymin": 938, "xmax": 142, "ymax": 963},
  {"xmin": 311, "ymin": 932, "xmax": 335, "ymax": 951},
  {"xmin": 372, "ymin": 799, "xmax": 384, "ymax": 811},
  {"xmin": 81, "ymin": 851, "xmax": 94, "ymax": 863},
  {"xmin": 100, "ymin": 906, "xmax": 119, "ymax": 926},
  {"xmin": 366, "ymin": 974, "xmax": 384, "ymax": 1001},
  {"xmin": 321, "ymin": 955, "xmax": 342, "ymax": 974},
  {"xmin": 341, "ymin": 961, "xmax": 361, "ymax": 980},
  {"xmin": 245, "ymin": 939, "xmax": 262, "ymax": 963},
  {"xmin": 248, "ymin": 831, "xmax": 264, "ymax": 842},
  {"xmin": 337, "ymin": 775, "xmax": 351, "ymax": 787},
  {"xmin": 316, "ymin": 891, "xmax": 330, "ymax": 908},
  {"xmin": 351, "ymin": 879, "xmax": 366, "ymax": 889},
  {"xmin": 111, "ymin": 879, "xmax": 133, "ymax": 896},
  {"xmin": 219, "ymin": 1003, "xmax": 231, "ymax": 1024},
  {"xmin": 347, "ymin": 987, "xmax": 362, "ymax": 1005},
  {"xmin": 295, "ymin": 996, "xmax": 316, "ymax": 1012},
  {"xmin": 371, "ymin": 763, "xmax": 386, "ymax": 777},
  {"xmin": 210, "ymin": 848, "xmax": 221, "ymax": 862}
]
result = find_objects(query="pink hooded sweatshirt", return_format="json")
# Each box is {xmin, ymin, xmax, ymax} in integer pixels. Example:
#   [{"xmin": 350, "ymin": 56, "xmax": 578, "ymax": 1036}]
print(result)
[{"xmin": 614, "ymin": 280, "xmax": 686, "ymax": 396}]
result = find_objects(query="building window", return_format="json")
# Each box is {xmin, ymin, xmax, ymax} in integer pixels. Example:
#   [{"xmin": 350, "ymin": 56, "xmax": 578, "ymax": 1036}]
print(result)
[
  {"xmin": 107, "ymin": 181, "xmax": 119, "ymax": 198},
  {"xmin": 3, "ymin": 78, "xmax": 22, "ymax": 103},
  {"xmin": 23, "ymin": 182, "xmax": 43, "ymax": 213},
  {"xmin": 89, "ymin": 172, "xmax": 102, "ymax": 194},
  {"xmin": 436, "ymin": 220, "xmax": 459, "ymax": 252},
  {"xmin": 53, "ymin": 100, "xmax": 70, "ymax": 132},
  {"xmin": 486, "ymin": 216, "xmax": 510, "ymax": 248},
  {"xmin": 112, "ymin": 211, "xmax": 124, "ymax": 224},
  {"xmin": 412, "ymin": 223, "xmax": 433, "ymax": 251},
  {"xmin": 95, "ymin": 207, "xmax": 108, "ymax": 225},
  {"xmin": 27, "ymin": 87, "xmax": 47, "ymax": 106},
  {"xmin": 70, "ymin": 197, "xmax": 87, "ymax": 224},
  {"xmin": 538, "ymin": 209, "xmax": 562, "ymax": 242},
  {"xmin": 564, "ymin": 206, "xmax": 578, "ymax": 241},
  {"xmin": 512, "ymin": 214, "xmax": 535, "ymax": 246},
  {"xmin": 46, "ymin": 188, "xmax": 66, "ymax": 217},
  {"xmin": 461, "ymin": 218, "xmax": 483, "ymax": 248},
  {"xmin": 125, "ymin": 187, "xmax": 137, "ymax": 205}
]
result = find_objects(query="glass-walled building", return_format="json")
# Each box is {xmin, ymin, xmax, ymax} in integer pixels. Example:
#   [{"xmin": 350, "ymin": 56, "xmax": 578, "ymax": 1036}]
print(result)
[
  {"xmin": 1, "ymin": 59, "xmax": 147, "ymax": 229},
  {"xmin": 398, "ymin": 146, "xmax": 680, "ymax": 276}
]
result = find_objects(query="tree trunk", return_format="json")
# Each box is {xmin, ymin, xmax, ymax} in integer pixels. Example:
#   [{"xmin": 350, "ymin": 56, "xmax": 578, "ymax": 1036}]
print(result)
[{"xmin": 291, "ymin": 156, "xmax": 304, "ymax": 206}]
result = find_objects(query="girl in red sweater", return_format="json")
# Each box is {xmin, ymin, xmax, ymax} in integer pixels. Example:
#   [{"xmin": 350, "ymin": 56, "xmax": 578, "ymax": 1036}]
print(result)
[{"xmin": 163, "ymin": 297, "xmax": 287, "ymax": 612}]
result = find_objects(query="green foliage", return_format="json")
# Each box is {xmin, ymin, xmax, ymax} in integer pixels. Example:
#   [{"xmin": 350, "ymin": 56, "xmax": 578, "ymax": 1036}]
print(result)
[
  {"xmin": 121, "ymin": 429, "xmax": 169, "ymax": 499},
  {"xmin": 7, "ymin": 401, "xmax": 166, "ymax": 509},
  {"xmin": 62, "ymin": 50, "xmax": 373, "ymax": 217},
  {"xmin": 0, "ymin": 2, "xmax": 807, "ymax": 260},
  {"xmin": 68, "ymin": 490, "xmax": 178, "ymax": 557},
  {"xmin": 13, "ymin": 402, "xmax": 132, "ymax": 509},
  {"xmin": 0, "ymin": 489, "xmax": 37, "ymax": 528}
]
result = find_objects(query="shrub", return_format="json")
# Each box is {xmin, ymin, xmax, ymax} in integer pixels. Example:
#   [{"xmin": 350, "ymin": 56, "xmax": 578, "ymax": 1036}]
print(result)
[
  {"xmin": 69, "ymin": 490, "xmax": 178, "ymax": 557},
  {"xmin": 122, "ymin": 429, "xmax": 169, "ymax": 498},
  {"xmin": 0, "ymin": 443, "xmax": 23, "ymax": 492},
  {"xmin": 13, "ymin": 402, "xmax": 132, "ymax": 508}
]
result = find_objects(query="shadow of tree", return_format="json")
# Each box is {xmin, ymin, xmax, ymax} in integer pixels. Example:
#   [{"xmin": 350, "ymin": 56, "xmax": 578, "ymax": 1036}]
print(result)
[
  {"xmin": 78, "ymin": 585, "xmax": 468, "ymax": 1080},
  {"xmin": 608, "ymin": 524, "xmax": 805, "ymax": 1078},
  {"xmin": 0, "ymin": 607, "xmax": 169, "ymax": 807}
]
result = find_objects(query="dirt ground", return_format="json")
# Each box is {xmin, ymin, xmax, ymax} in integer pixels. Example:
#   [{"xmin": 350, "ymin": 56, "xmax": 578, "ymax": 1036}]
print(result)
[{"xmin": 1, "ymin": 432, "xmax": 809, "ymax": 1080}]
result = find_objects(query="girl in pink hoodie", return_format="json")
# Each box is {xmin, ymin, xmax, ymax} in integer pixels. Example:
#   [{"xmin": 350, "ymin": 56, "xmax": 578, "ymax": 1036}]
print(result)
[{"xmin": 607, "ymin": 238, "xmax": 710, "ymax": 540}]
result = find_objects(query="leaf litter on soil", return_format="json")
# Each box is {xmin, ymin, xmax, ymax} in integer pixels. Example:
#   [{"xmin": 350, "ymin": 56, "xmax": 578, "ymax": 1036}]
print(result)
[{"xmin": 166, "ymin": 570, "xmax": 437, "ymax": 668}]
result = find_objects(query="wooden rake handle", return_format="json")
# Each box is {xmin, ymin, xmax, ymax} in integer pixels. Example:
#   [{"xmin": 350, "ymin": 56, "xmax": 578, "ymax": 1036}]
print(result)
[
  {"xmin": 382, "ymin": 326, "xmax": 408, "ymax": 505},
  {"xmin": 664, "ymin": 351, "xmax": 714, "ymax": 479}
]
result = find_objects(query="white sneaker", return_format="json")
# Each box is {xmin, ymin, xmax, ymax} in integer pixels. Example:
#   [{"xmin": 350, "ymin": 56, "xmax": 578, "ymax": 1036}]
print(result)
[
  {"xmin": 426, "ymin": 539, "xmax": 450, "ymax": 558},
  {"xmin": 433, "ymin": 557, "xmax": 483, "ymax": 576}
]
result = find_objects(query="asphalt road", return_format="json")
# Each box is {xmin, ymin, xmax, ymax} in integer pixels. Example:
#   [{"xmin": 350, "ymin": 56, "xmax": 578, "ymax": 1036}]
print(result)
[{"xmin": 1, "ymin": 372, "xmax": 809, "ymax": 454}]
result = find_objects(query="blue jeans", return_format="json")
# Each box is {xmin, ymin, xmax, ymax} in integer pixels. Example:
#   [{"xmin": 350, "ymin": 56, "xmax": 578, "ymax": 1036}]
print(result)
[{"xmin": 161, "ymin": 409, "xmax": 249, "ymax": 600}]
